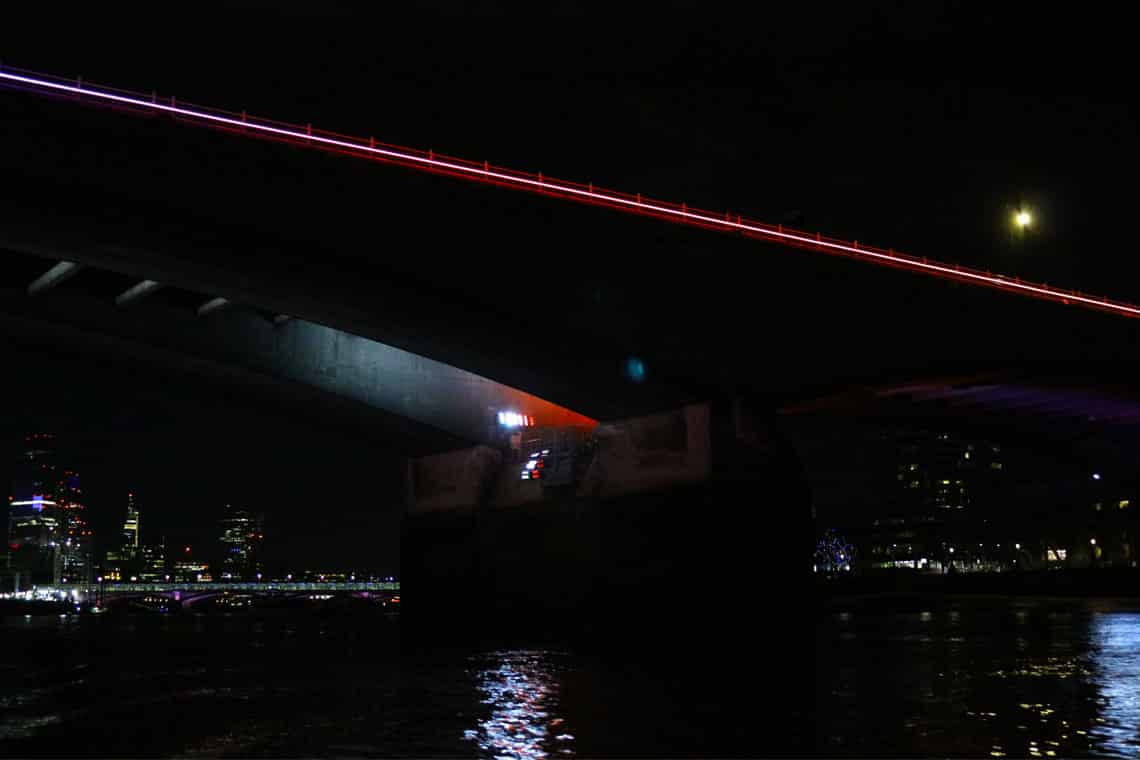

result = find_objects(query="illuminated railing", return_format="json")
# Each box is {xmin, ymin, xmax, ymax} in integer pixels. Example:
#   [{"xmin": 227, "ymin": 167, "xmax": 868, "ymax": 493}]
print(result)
[{"xmin": 2, "ymin": 65, "xmax": 1138, "ymax": 319}]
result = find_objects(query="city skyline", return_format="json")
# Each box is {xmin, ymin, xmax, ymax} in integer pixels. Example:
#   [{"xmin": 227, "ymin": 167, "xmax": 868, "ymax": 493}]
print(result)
[
  {"xmin": 3, "ymin": 4, "xmax": 1140, "ymax": 757},
  {"xmin": 2, "ymin": 425, "xmax": 401, "ymax": 580}
]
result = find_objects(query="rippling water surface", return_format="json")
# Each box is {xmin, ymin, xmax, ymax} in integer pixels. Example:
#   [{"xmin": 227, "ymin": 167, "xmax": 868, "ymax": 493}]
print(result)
[
  {"xmin": 817, "ymin": 598, "xmax": 1140, "ymax": 757},
  {"xmin": 2, "ymin": 598, "xmax": 1140, "ymax": 756}
]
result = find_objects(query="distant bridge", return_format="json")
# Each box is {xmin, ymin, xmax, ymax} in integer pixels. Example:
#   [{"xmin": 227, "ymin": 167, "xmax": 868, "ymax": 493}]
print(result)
[{"xmin": 45, "ymin": 581, "xmax": 399, "ymax": 595}]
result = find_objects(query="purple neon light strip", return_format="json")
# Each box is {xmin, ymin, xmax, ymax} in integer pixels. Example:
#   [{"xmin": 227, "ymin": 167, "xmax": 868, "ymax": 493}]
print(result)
[{"xmin": 2, "ymin": 68, "xmax": 1137, "ymax": 319}]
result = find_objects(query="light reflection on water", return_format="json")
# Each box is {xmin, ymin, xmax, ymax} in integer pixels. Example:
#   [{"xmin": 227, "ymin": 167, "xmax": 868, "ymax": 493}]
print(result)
[
  {"xmin": 464, "ymin": 650, "xmax": 572, "ymax": 759},
  {"xmin": 6, "ymin": 602, "xmax": 1140, "ymax": 756},
  {"xmin": 1091, "ymin": 612, "xmax": 1140, "ymax": 756},
  {"xmin": 817, "ymin": 601, "xmax": 1140, "ymax": 757}
]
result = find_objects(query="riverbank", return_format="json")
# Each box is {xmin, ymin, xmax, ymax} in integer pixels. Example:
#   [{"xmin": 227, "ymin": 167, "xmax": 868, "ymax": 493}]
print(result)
[{"xmin": 817, "ymin": 567, "xmax": 1140, "ymax": 601}]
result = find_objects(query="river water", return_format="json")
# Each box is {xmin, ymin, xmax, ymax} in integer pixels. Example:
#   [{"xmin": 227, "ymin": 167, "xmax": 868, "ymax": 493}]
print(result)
[{"xmin": 2, "ymin": 598, "xmax": 1140, "ymax": 756}]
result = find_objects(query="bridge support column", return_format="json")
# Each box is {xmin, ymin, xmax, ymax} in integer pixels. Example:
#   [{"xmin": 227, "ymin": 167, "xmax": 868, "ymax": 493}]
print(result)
[
  {"xmin": 402, "ymin": 399, "xmax": 816, "ymax": 747},
  {"xmin": 402, "ymin": 399, "xmax": 815, "ymax": 646}
]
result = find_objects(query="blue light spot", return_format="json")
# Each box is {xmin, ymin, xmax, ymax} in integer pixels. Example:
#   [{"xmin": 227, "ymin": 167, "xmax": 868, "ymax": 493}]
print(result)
[{"xmin": 625, "ymin": 357, "xmax": 646, "ymax": 383}]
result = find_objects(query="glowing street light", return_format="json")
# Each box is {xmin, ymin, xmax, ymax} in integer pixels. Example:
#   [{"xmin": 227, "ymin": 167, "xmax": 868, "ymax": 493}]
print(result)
[{"xmin": 1014, "ymin": 209, "xmax": 1033, "ymax": 229}]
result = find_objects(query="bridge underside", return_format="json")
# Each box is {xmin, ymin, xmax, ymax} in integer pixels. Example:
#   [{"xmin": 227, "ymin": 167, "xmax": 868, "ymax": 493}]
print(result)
[
  {"xmin": 0, "ymin": 247, "xmax": 593, "ymax": 449},
  {"xmin": 3, "ymin": 87, "xmax": 1140, "ymax": 449}
]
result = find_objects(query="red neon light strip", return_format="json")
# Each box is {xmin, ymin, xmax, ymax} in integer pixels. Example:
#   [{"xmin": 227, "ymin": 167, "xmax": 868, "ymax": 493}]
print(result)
[{"xmin": 2, "ymin": 66, "xmax": 1138, "ymax": 319}]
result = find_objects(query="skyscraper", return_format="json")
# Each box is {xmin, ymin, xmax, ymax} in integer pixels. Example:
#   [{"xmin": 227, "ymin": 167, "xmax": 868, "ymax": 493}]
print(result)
[
  {"xmin": 122, "ymin": 492, "xmax": 139, "ymax": 555},
  {"xmin": 57, "ymin": 470, "xmax": 94, "ymax": 583},
  {"xmin": 219, "ymin": 504, "xmax": 264, "ymax": 580},
  {"xmin": 104, "ymin": 492, "xmax": 142, "ymax": 581},
  {"xmin": 7, "ymin": 433, "xmax": 63, "ymax": 589},
  {"xmin": 138, "ymin": 540, "xmax": 167, "ymax": 582}
]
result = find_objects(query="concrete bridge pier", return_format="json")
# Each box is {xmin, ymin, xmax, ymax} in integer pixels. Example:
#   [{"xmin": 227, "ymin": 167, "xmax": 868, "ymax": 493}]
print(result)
[{"xmin": 401, "ymin": 398, "xmax": 816, "ymax": 662}]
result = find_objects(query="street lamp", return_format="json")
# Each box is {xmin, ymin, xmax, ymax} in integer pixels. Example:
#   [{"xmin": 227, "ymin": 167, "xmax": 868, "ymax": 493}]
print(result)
[{"xmin": 1014, "ymin": 209, "xmax": 1032, "ymax": 229}]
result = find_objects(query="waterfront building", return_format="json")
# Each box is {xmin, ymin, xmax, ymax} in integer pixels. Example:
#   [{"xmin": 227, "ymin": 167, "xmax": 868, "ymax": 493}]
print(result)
[
  {"xmin": 138, "ymin": 541, "xmax": 167, "ymax": 582},
  {"xmin": 56, "ymin": 470, "xmax": 94, "ymax": 583},
  {"xmin": 122, "ymin": 492, "xmax": 140, "ymax": 557},
  {"xmin": 218, "ymin": 504, "xmax": 264, "ymax": 580},
  {"xmin": 6, "ymin": 433, "xmax": 63, "ymax": 588},
  {"xmin": 104, "ymin": 492, "xmax": 143, "ymax": 581}
]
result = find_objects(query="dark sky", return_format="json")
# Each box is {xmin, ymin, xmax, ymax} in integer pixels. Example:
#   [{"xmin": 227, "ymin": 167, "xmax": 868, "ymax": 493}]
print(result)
[
  {"xmin": 0, "ymin": 346, "xmax": 404, "ymax": 575},
  {"xmin": 1, "ymin": 2, "xmax": 1136, "ymax": 571},
  {"xmin": 2, "ymin": 2, "xmax": 1134, "ymax": 295}
]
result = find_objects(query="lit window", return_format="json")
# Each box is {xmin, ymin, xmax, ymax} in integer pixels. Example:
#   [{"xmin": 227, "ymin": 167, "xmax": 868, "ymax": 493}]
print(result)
[
  {"xmin": 991, "ymin": 462, "xmax": 1003, "ymax": 471},
  {"xmin": 1120, "ymin": 500, "xmax": 1131, "ymax": 510}
]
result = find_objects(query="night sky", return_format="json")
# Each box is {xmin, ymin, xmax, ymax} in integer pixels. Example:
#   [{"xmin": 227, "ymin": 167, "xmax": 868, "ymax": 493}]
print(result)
[
  {"xmin": 1, "ymin": 3, "xmax": 1136, "ymax": 573},
  {"xmin": 0, "ymin": 347, "xmax": 404, "ymax": 575},
  {"xmin": 2, "ymin": 2, "xmax": 1134, "ymax": 291}
]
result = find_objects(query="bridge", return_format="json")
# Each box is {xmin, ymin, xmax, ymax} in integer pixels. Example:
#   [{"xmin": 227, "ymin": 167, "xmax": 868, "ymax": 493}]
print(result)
[
  {"xmin": 52, "ymin": 581, "xmax": 398, "ymax": 594},
  {"xmin": 3, "ymin": 61, "xmax": 1139, "ymax": 651},
  {"xmin": 20, "ymin": 582, "xmax": 400, "ymax": 610},
  {"xmin": 3, "ymin": 67, "xmax": 1136, "ymax": 320},
  {"xmin": 2, "ymin": 64, "xmax": 1137, "ymax": 449}
]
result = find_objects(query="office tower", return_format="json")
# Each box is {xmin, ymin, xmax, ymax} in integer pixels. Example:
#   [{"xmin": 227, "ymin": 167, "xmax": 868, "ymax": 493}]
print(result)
[
  {"xmin": 219, "ymin": 504, "xmax": 264, "ymax": 580},
  {"xmin": 7, "ymin": 433, "xmax": 63, "ymax": 588}
]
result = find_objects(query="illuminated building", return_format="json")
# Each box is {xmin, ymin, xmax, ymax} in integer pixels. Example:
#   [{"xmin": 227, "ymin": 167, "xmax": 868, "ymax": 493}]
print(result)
[
  {"xmin": 827, "ymin": 430, "xmax": 1008, "ymax": 573},
  {"xmin": 893, "ymin": 433, "xmax": 1003, "ymax": 514},
  {"xmin": 219, "ymin": 505, "xmax": 264, "ymax": 580},
  {"xmin": 56, "ymin": 470, "xmax": 94, "ymax": 583},
  {"xmin": 172, "ymin": 546, "xmax": 211, "ymax": 582},
  {"xmin": 6, "ymin": 433, "xmax": 63, "ymax": 589},
  {"xmin": 138, "ymin": 541, "xmax": 167, "ymax": 582},
  {"xmin": 835, "ymin": 428, "xmax": 1140, "ymax": 573},
  {"xmin": 122, "ymin": 492, "xmax": 140, "ymax": 556},
  {"xmin": 870, "ymin": 432, "xmax": 1006, "ymax": 570},
  {"xmin": 104, "ymin": 492, "xmax": 142, "ymax": 581}
]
